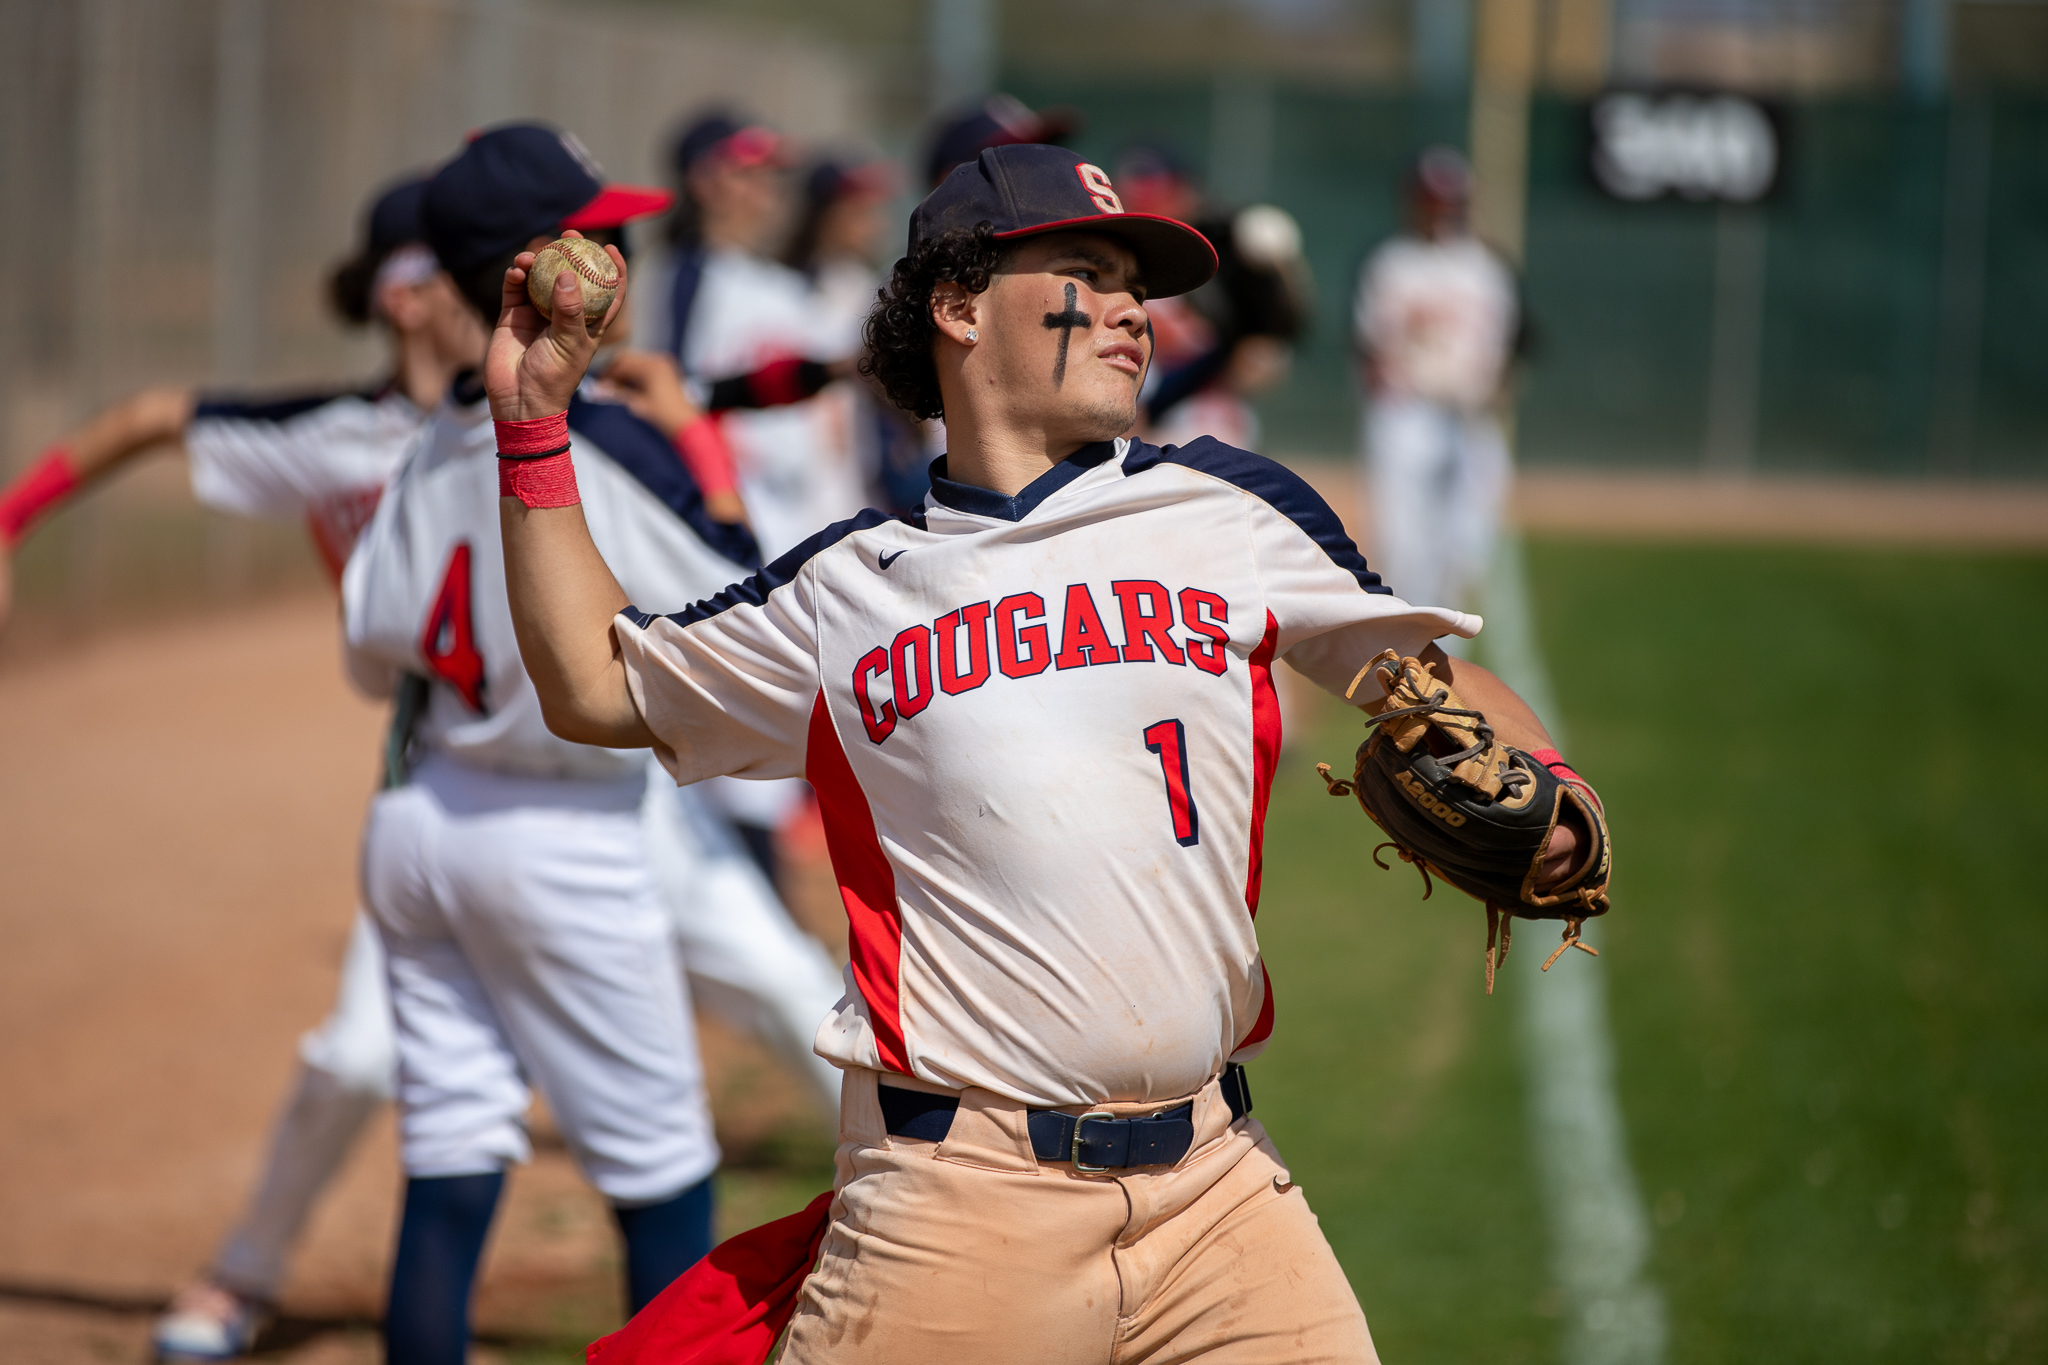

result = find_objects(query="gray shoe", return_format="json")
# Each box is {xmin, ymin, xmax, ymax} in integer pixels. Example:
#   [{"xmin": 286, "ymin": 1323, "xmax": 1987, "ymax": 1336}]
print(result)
[{"xmin": 153, "ymin": 1282, "xmax": 271, "ymax": 1363}]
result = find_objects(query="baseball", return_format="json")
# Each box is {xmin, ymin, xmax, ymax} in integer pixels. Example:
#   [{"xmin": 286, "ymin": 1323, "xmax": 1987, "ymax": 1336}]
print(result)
[{"xmin": 526, "ymin": 236, "xmax": 620, "ymax": 324}]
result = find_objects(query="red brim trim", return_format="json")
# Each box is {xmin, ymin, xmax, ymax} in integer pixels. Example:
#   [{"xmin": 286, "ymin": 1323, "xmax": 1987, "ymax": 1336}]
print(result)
[
  {"xmin": 564, "ymin": 184, "xmax": 675, "ymax": 229},
  {"xmin": 992, "ymin": 212, "xmax": 1219, "ymax": 298}
]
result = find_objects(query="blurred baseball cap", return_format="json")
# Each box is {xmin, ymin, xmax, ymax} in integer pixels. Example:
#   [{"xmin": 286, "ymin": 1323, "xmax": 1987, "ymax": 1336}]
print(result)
[
  {"xmin": 365, "ymin": 175, "xmax": 430, "ymax": 257},
  {"xmin": 804, "ymin": 154, "xmax": 897, "ymax": 208},
  {"xmin": 672, "ymin": 111, "xmax": 792, "ymax": 175},
  {"xmin": 424, "ymin": 123, "xmax": 673, "ymax": 276},
  {"xmin": 924, "ymin": 95, "xmax": 1082, "ymax": 188},
  {"xmin": 910, "ymin": 143, "xmax": 1217, "ymax": 298},
  {"xmin": 1407, "ymin": 146, "xmax": 1472, "ymax": 205}
]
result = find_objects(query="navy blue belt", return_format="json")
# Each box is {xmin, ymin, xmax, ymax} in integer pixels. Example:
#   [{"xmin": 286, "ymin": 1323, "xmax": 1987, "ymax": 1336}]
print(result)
[{"xmin": 878, "ymin": 1064, "xmax": 1253, "ymax": 1173}]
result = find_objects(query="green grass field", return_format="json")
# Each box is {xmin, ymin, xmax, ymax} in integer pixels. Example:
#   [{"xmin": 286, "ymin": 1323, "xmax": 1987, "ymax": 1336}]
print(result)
[
  {"xmin": 1254, "ymin": 538, "xmax": 2048, "ymax": 1364},
  {"xmin": 514, "ymin": 537, "xmax": 2047, "ymax": 1365}
]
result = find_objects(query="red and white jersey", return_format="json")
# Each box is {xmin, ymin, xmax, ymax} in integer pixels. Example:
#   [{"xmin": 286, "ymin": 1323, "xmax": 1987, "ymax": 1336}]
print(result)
[
  {"xmin": 187, "ymin": 385, "xmax": 423, "ymax": 579},
  {"xmin": 615, "ymin": 436, "xmax": 1480, "ymax": 1107},
  {"xmin": 343, "ymin": 376, "xmax": 760, "ymax": 782},
  {"xmin": 1355, "ymin": 234, "xmax": 1517, "ymax": 410}
]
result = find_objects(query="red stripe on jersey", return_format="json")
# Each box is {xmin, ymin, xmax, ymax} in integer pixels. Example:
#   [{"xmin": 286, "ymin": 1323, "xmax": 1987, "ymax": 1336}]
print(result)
[
  {"xmin": 806, "ymin": 691, "xmax": 910, "ymax": 1073},
  {"xmin": 1243, "ymin": 611, "xmax": 1282, "ymax": 917},
  {"xmin": 1237, "ymin": 959, "xmax": 1276, "ymax": 1052}
]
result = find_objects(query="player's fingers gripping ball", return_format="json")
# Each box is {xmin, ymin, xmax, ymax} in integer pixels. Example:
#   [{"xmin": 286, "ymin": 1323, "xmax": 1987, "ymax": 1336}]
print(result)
[
  {"xmin": 526, "ymin": 236, "xmax": 620, "ymax": 325},
  {"xmin": 1318, "ymin": 649, "xmax": 1612, "ymax": 993}
]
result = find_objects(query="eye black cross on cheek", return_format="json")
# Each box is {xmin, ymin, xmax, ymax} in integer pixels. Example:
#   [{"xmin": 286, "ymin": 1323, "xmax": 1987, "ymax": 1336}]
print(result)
[{"xmin": 1042, "ymin": 282, "xmax": 1091, "ymax": 388}]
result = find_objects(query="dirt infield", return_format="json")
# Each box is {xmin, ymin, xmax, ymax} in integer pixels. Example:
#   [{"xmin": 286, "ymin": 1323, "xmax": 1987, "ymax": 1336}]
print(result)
[{"xmin": 0, "ymin": 594, "xmax": 822, "ymax": 1364}]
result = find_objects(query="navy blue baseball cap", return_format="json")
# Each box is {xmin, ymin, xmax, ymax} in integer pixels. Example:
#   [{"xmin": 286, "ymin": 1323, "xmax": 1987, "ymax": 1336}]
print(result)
[
  {"xmin": 924, "ymin": 95, "xmax": 1080, "ymax": 187},
  {"xmin": 910, "ymin": 143, "xmax": 1218, "ymax": 298},
  {"xmin": 425, "ymin": 123, "xmax": 672, "ymax": 277},
  {"xmin": 365, "ymin": 176, "xmax": 429, "ymax": 257}
]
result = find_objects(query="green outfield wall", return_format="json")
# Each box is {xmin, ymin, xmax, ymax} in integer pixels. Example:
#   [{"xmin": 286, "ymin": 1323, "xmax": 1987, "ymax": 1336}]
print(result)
[{"xmin": 1006, "ymin": 76, "xmax": 2048, "ymax": 479}]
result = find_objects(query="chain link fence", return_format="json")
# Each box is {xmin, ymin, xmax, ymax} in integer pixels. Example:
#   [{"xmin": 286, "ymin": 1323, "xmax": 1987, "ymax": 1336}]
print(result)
[{"xmin": 0, "ymin": 0, "xmax": 875, "ymax": 632}]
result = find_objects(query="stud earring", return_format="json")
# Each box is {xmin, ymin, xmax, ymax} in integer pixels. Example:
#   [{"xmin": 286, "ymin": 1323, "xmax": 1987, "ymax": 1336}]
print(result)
[{"xmin": 964, "ymin": 328, "xmax": 978, "ymax": 342}]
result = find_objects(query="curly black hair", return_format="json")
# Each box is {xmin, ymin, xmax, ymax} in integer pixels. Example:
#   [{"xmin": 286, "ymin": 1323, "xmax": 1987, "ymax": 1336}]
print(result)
[{"xmin": 859, "ymin": 223, "xmax": 1008, "ymax": 422}]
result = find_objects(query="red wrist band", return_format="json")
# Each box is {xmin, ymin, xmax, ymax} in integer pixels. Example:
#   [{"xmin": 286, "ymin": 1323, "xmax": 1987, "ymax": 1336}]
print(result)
[
  {"xmin": 494, "ymin": 412, "xmax": 570, "ymax": 457},
  {"xmin": 496, "ymin": 413, "xmax": 579, "ymax": 509},
  {"xmin": 1532, "ymin": 748, "xmax": 1603, "ymax": 815},
  {"xmin": 674, "ymin": 414, "xmax": 739, "ymax": 498},
  {"xmin": 0, "ymin": 447, "xmax": 81, "ymax": 546}
]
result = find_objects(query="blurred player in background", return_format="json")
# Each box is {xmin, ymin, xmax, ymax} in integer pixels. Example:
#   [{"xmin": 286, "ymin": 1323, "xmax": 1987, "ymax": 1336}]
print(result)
[
  {"xmin": 645, "ymin": 110, "xmax": 861, "ymax": 558},
  {"xmin": 782, "ymin": 152, "xmax": 929, "ymax": 514},
  {"xmin": 344, "ymin": 123, "xmax": 764, "ymax": 1364},
  {"xmin": 1116, "ymin": 146, "xmax": 1312, "ymax": 453},
  {"xmin": 2, "ymin": 156, "xmax": 842, "ymax": 1361},
  {"xmin": 922, "ymin": 93, "xmax": 1079, "ymax": 190},
  {"xmin": 0, "ymin": 178, "xmax": 457, "ymax": 626},
  {"xmin": 642, "ymin": 111, "xmax": 850, "ymax": 883},
  {"xmin": 1354, "ymin": 146, "xmax": 1519, "ymax": 624},
  {"xmin": 0, "ymin": 177, "xmax": 478, "ymax": 1363}
]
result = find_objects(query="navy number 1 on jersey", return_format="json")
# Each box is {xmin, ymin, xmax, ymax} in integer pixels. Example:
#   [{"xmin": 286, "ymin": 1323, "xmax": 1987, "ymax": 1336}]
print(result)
[{"xmin": 1143, "ymin": 718, "xmax": 1200, "ymax": 847}]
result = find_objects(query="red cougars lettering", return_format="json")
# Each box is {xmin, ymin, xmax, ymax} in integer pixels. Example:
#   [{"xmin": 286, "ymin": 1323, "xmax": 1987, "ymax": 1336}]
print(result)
[
  {"xmin": 853, "ymin": 647, "xmax": 895, "ymax": 742},
  {"xmin": 855, "ymin": 584, "xmax": 1233, "ymax": 744},
  {"xmin": 1112, "ymin": 579, "xmax": 1187, "ymax": 665},
  {"xmin": 995, "ymin": 592, "xmax": 1051, "ymax": 678},
  {"xmin": 1179, "ymin": 588, "xmax": 1230, "ymax": 676},
  {"xmin": 936, "ymin": 601, "xmax": 993, "ymax": 694},
  {"xmin": 1053, "ymin": 584, "xmax": 1121, "ymax": 669},
  {"xmin": 891, "ymin": 624, "xmax": 935, "ymax": 719}
]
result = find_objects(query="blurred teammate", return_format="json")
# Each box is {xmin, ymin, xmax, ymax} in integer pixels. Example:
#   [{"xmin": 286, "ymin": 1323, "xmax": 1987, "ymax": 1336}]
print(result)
[
  {"xmin": 643, "ymin": 111, "xmax": 844, "ymax": 875},
  {"xmin": 1354, "ymin": 146, "xmax": 1518, "ymax": 620},
  {"xmin": 922, "ymin": 93, "xmax": 1079, "ymax": 189},
  {"xmin": 782, "ymin": 153, "xmax": 928, "ymax": 514},
  {"xmin": 1117, "ymin": 147, "xmax": 1312, "ymax": 452},
  {"xmin": 343, "ymin": 124, "xmax": 763, "ymax": 1364},
  {"xmin": 0, "ymin": 179, "xmax": 456, "ymax": 627},
  {"xmin": 0, "ymin": 177, "xmax": 476, "ymax": 1363}
]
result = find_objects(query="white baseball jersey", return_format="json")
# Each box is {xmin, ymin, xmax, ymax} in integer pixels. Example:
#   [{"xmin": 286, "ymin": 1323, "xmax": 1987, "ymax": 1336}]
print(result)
[
  {"xmin": 187, "ymin": 385, "xmax": 424, "ymax": 578},
  {"xmin": 342, "ymin": 376, "xmax": 761, "ymax": 781},
  {"xmin": 615, "ymin": 436, "xmax": 1480, "ymax": 1108},
  {"xmin": 1354, "ymin": 235, "xmax": 1517, "ymax": 411}
]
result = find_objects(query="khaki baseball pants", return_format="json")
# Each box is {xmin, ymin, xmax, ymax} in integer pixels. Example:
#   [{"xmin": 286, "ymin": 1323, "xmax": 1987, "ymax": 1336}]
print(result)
[{"xmin": 781, "ymin": 1068, "xmax": 1379, "ymax": 1364}]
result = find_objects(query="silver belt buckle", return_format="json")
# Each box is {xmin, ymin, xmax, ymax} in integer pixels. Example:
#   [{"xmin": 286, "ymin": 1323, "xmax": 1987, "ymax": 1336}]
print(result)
[{"xmin": 1071, "ymin": 1110, "xmax": 1117, "ymax": 1173}]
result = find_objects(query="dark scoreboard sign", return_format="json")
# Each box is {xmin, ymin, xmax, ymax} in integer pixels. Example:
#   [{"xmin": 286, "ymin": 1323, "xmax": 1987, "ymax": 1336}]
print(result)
[{"xmin": 1587, "ymin": 90, "xmax": 1786, "ymax": 204}]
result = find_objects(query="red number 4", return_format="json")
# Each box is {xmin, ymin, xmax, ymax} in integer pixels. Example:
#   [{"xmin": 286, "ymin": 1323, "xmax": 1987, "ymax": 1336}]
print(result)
[
  {"xmin": 1144, "ymin": 718, "xmax": 1200, "ymax": 847},
  {"xmin": 420, "ymin": 542, "xmax": 486, "ymax": 712}
]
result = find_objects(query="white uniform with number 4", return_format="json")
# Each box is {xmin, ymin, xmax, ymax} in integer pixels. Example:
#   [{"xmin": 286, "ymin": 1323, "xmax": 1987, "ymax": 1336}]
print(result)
[{"xmin": 344, "ymin": 381, "xmax": 761, "ymax": 1200}]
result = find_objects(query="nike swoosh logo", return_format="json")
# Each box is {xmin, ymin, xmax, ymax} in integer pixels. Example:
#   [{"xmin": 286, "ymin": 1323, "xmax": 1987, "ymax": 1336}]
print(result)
[{"xmin": 878, "ymin": 549, "xmax": 908, "ymax": 570}]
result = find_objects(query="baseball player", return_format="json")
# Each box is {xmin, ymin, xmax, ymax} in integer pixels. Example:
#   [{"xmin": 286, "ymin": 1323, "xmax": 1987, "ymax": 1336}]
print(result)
[
  {"xmin": 340, "ymin": 122, "xmax": 840, "ymax": 1364},
  {"xmin": 3, "ymin": 164, "xmax": 840, "ymax": 1361},
  {"xmin": 1116, "ymin": 146, "xmax": 1313, "ymax": 453},
  {"xmin": 0, "ymin": 177, "xmax": 473, "ymax": 1362},
  {"xmin": 1354, "ymin": 146, "xmax": 1520, "ymax": 623},
  {"xmin": 781, "ymin": 153, "xmax": 931, "ymax": 517},
  {"xmin": 490, "ymin": 143, "xmax": 1600, "ymax": 1363}
]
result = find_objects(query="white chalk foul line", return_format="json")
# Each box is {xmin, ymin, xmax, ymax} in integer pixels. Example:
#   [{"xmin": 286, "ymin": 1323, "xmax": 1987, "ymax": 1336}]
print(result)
[{"xmin": 1478, "ymin": 532, "xmax": 1667, "ymax": 1365}]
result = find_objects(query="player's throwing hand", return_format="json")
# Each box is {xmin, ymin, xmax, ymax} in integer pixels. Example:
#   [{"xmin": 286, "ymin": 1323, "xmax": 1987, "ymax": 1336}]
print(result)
[{"xmin": 486, "ymin": 230, "xmax": 625, "ymax": 422}]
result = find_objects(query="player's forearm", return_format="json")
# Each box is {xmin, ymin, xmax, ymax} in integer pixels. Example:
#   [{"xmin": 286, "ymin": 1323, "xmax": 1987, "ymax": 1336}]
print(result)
[
  {"xmin": 0, "ymin": 387, "xmax": 196, "ymax": 548},
  {"xmin": 64, "ymin": 386, "xmax": 198, "ymax": 480},
  {"xmin": 499, "ymin": 499, "xmax": 654, "ymax": 748}
]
